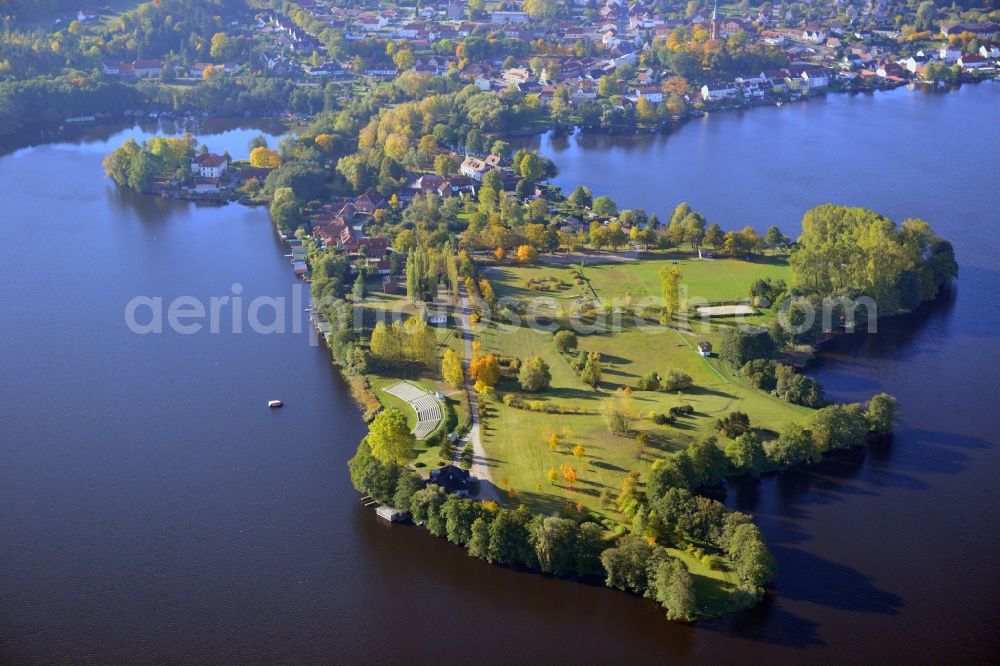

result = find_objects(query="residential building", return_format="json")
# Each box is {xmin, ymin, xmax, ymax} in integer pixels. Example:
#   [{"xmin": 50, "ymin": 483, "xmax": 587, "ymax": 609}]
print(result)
[
  {"xmin": 958, "ymin": 54, "xmax": 989, "ymax": 69},
  {"xmin": 191, "ymin": 153, "xmax": 228, "ymax": 179},
  {"xmin": 490, "ymin": 10, "xmax": 529, "ymax": 24},
  {"xmin": 701, "ymin": 82, "xmax": 738, "ymax": 101},
  {"xmin": 801, "ymin": 68, "xmax": 830, "ymax": 88}
]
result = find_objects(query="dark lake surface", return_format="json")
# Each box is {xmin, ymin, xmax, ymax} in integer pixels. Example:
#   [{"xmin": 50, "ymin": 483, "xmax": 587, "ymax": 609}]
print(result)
[{"xmin": 1, "ymin": 86, "xmax": 999, "ymax": 664}]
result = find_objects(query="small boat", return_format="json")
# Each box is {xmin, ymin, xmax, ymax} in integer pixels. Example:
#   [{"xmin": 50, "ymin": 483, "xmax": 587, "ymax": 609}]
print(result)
[{"xmin": 268, "ymin": 400, "xmax": 283, "ymax": 409}]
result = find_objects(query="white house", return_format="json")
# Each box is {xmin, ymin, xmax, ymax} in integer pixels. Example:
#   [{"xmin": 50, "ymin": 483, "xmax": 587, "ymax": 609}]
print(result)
[
  {"xmin": 503, "ymin": 68, "xmax": 531, "ymax": 85},
  {"xmin": 958, "ymin": 54, "xmax": 989, "ymax": 69},
  {"xmin": 634, "ymin": 86, "xmax": 662, "ymax": 103},
  {"xmin": 459, "ymin": 154, "xmax": 501, "ymax": 181},
  {"xmin": 801, "ymin": 68, "xmax": 830, "ymax": 89},
  {"xmin": 979, "ymin": 45, "xmax": 1000, "ymax": 59},
  {"xmin": 939, "ymin": 45, "xmax": 962, "ymax": 62},
  {"xmin": 191, "ymin": 153, "xmax": 228, "ymax": 179},
  {"xmin": 490, "ymin": 11, "xmax": 529, "ymax": 24},
  {"xmin": 132, "ymin": 59, "xmax": 163, "ymax": 78},
  {"xmin": 904, "ymin": 55, "xmax": 929, "ymax": 73},
  {"xmin": 802, "ymin": 27, "xmax": 826, "ymax": 44},
  {"xmin": 737, "ymin": 73, "xmax": 770, "ymax": 87},
  {"xmin": 355, "ymin": 15, "xmax": 386, "ymax": 32},
  {"xmin": 700, "ymin": 82, "xmax": 738, "ymax": 101}
]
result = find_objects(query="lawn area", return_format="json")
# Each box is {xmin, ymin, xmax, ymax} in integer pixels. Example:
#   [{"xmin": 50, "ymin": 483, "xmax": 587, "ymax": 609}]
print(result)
[
  {"xmin": 476, "ymin": 258, "xmax": 809, "ymax": 518},
  {"xmin": 667, "ymin": 548, "xmax": 746, "ymax": 616},
  {"xmin": 583, "ymin": 255, "xmax": 791, "ymax": 305}
]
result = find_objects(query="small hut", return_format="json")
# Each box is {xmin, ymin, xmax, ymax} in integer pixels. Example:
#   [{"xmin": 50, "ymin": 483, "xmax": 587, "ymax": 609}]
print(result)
[
  {"xmin": 697, "ymin": 340, "xmax": 713, "ymax": 357},
  {"xmin": 382, "ymin": 275, "xmax": 401, "ymax": 294}
]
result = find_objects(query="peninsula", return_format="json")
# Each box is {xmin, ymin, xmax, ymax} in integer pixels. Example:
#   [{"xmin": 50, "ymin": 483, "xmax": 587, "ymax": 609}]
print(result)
[{"xmin": 103, "ymin": 109, "xmax": 956, "ymax": 619}]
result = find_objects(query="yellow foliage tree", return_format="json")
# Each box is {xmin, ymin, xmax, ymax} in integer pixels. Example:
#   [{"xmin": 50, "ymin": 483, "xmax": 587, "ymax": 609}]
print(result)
[
  {"xmin": 403, "ymin": 316, "xmax": 436, "ymax": 366},
  {"xmin": 469, "ymin": 353, "xmax": 500, "ymax": 387},
  {"xmin": 249, "ymin": 147, "xmax": 281, "ymax": 168},
  {"xmin": 636, "ymin": 97, "xmax": 656, "ymax": 122},
  {"xmin": 542, "ymin": 429, "xmax": 559, "ymax": 452},
  {"xmin": 314, "ymin": 133, "xmax": 335, "ymax": 152},
  {"xmin": 560, "ymin": 464, "xmax": 577, "ymax": 487},
  {"xmin": 441, "ymin": 348, "xmax": 465, "ymax": 388},
  {"xmin": 546, "ymin": 467, "xmax": 558, "ymax": 484},
  {"xmin": 516, "ymin": 244, "xmax": 538, "ymax": 263}
]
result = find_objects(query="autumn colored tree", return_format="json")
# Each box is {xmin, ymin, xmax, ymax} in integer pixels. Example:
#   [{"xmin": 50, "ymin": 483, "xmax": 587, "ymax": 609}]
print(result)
[
  {"xmin": 402, "ymin": 317, "xmax": 436, "ymax": 366},
  {"xmin": 660, "ymin": 266, "xmax": 683, "ymax": 318},
  {"xmin": 580, "ymin": 352, "xmax": 602, "ymax": 388},
  {"xmin": 469, "ymin": 354, "xmax": 500, "ymax": 387},
  {"xmin": 662, "ymin": 76, "xmax": 688, "ymax": 96},
  {"xmin": 560, "ymin": 464, "xmax": 577, "ymax": 487},
  {"xmin": 369, "ymin": 321, "xmax": 402, "ymax": 365},
  {"xmin": 209, "ymin": 32, "xmax": 231, "ymax": 60},
  {"xmin": 441, "ymin": 348, "xmax": 465, "ymax": 388},
  {"xmin": 314, "ymin": 133, "xmax": 335, "ymax": 153},
  {"xmin": 546, "ymin": 467, "xmax": 558, "ymax": 484},
  {"xmin": 516, "ymin": 244, "xmax": 538, "ymax": 263},
  {"xmin": 636, "ymin": 97, "xmax": 656, "ymax": 123},
  {"xmin": 544, "ymin": 429, "xmax": 559, "ymax": 452},
  {"xmin": 434, "ymin": 154, "xmax": 457, "ymax": 177},
  {"xmin": 249, "ymin": 147, "xmax": 281, "ymax": 168}
]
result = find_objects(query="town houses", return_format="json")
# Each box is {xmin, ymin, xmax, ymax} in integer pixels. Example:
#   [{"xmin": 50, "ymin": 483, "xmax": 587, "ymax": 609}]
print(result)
[{"xmin": 231, "ymin": 0, "xmax": 999, "ymax": 129}]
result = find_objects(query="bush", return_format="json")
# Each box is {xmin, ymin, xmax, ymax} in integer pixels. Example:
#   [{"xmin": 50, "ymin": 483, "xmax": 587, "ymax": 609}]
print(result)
[
  {"xmin": 652, "ymin": 413, "xmax": 674, "ymax": 426},
  {"xmin": 716, "ymin": 411, "xmax": 751, "ymax": 439},
  {"xmin": 553, "ymin": 329, "xmax": 578, "ymax": 353},
  {"xmin": 740, "ymin": 359, "xmax": 777, "ymax": 391},
  {"xmin": 669, "ymin": 404, "xmax": 694, "ymax": 418},
  {"xmin": 518, "ymin": 355, "xmax": 552, "ymax": 392},
  {"xmin": 636, "ymin": 370, "xmax": 661, "ymax": 391},
  {"xmin": 775, "ymin": 364, "xmax": 824, "ymax": 407},
  {"xmin": 661, "ymin": 368, "xmax": 693, "ymax": 391}
]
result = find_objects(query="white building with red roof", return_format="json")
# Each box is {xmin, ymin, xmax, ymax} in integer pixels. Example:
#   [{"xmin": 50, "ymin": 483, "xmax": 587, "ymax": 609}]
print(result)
[{"xmin": 191, "ymin": 153, "xmax": 228, "ymax": 179}]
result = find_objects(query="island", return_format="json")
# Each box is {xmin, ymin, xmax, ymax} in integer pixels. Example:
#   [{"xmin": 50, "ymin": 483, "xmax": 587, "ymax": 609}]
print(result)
[{"xmin": 102, "ymin": 100, "xmax": 957, "ymax": 619}]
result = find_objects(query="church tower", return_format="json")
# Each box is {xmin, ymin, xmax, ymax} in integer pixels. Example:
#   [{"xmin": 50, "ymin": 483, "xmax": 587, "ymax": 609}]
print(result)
[{"xmin": 710, "ymin": 0, "xmax": 718, "ymax": 41}]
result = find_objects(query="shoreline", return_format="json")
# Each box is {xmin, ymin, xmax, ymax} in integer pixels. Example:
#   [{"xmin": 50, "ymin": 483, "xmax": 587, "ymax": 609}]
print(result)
[{"xmin": 502, "ymin": 76, "xmax": 995, "ymax": 144}]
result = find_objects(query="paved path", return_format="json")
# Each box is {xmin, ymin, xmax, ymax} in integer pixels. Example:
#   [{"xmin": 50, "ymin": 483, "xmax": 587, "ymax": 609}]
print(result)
[
  {"xmin": 538, "ymin": 250, "xmax": 641, "ymax": 265},
  {"xmin": 456, "ymin": 284, "xmax": 499, "ymax": 503}
]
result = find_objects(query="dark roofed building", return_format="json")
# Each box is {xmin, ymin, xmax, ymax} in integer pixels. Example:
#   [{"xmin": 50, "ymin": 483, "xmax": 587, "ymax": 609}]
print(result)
[{"xmin": 428, "ymin": 464, "xmax": 472, "ymax": 497}]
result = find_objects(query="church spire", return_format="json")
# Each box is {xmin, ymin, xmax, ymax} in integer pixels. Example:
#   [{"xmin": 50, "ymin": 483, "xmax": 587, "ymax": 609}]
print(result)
[{"xmin": 710, "ymin": 0, "xmax": 719, "ymax": 40}]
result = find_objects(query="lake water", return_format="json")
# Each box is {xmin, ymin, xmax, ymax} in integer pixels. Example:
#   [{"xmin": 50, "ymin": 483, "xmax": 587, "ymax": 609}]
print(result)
[{"xmin": 1, "ymin": 87, "xmax": 999, "ymax": 663}]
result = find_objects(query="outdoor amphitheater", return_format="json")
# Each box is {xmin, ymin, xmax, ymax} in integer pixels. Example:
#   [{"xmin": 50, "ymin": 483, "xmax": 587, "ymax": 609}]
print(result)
[{"xmin": 382, "ymin": 382, "xmax": 443, "ymax": 440}]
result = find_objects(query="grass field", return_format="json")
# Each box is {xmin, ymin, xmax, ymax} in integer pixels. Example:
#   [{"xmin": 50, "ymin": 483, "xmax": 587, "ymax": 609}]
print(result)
[
  {"xmin": 583, "ymin": 255, "xmax": 792, "ymax": 305},
  {"xmin": 476, "ymin": 258, "xmax": 808, "ymax": 518}
]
